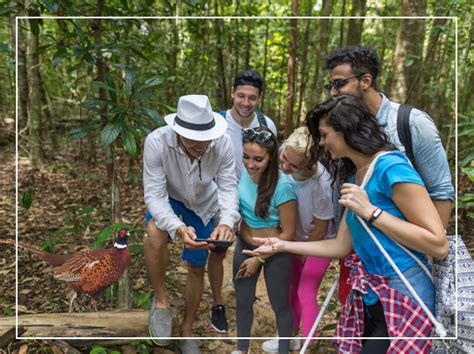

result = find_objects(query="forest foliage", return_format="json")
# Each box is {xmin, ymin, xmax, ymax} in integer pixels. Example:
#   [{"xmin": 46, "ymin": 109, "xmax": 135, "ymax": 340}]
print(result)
[
  {"xmin": 0, "ymin": 0, "xmax": 472, "ymax": 259},
  {"xmin": 0, "ymin": 1, "xmax": 472, "ymax": 351}
]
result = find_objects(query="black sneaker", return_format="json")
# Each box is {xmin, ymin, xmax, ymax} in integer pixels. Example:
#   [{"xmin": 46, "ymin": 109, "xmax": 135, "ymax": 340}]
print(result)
[{"xmin": 210, "ymin": 304, "xmax": 228, "ymax": 333}]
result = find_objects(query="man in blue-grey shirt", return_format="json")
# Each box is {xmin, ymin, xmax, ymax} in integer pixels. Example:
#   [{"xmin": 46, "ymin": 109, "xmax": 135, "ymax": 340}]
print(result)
[{"xmin": 322, "ymin": 45, "xmax": 454, "ymax": 304}]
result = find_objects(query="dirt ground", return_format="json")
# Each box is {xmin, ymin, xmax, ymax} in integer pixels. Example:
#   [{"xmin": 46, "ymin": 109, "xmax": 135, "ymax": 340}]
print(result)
[
  {"xmin": 2, "ymin": 142, "xmax": 471, "ymax": 353},
  {"xmin": 0, "ymin": 145, "xmax": 339, "ymax": 353}
]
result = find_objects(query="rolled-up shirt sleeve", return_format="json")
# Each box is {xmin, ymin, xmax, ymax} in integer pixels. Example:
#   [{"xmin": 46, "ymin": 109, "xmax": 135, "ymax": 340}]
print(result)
[
  {"xmin": 215, "ymin": 137, "xmax": 240, "ymax": 229},
  {"xmin": 143, "ymin": 135, "xmax": 184, "ymax": 239},
  {"xmin": 410, "ymin": 110, "xmax": 455, "ymax": 201}
]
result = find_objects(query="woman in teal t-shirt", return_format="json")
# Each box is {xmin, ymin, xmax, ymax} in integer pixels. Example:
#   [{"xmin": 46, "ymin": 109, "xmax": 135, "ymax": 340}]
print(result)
[
  {"xmin": 233, "ymin": 127, "xmax": 297, "ymax": 354},
  {"xmin": 244, "ymin": 96, "xmax": 448, "ymax": 353}
]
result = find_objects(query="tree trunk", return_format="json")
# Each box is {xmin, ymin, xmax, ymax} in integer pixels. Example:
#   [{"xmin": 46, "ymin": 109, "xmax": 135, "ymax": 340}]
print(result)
[
  {"xmin": 214, "ymin": 0, "xmax": 228, "ymax": 107},
  {"xmin": 346, "ymin": 0, "xmax": 367, "ymax": 45},
  {"xmin": 295, "ymin": 1, "xmax": 313, "ymax": 123},
  {"xmin": 261, "ymin": 16, "xmax": 270, "ymax": 110},
  {"xmin": 17, "ymin": 19, "xmax": 29, "ymax": 132},
  {"xmin": 27, "ymin": 19, "xmax": 45, "ymax": 167},
  {"xmin": 284, "ymin": 0, "xmax": 298, "ymax": 138},
  {"xmin": 245, "ymin": 19, "xmax": 252, "ymax": 69},
  {"xmin": 234, "ymin": 0, "xmax": 240, "ymax": 78},
  {"xmin": 93, "ymin": 0, "xmax": 129, "ymax": 310},
  {"xmin": 311, "ymin": 0, "xmax": 334, "ymax": 103},
  {"xmin": 414, "ymin": 3, "xmax": 452, "ymax": 105},
  {"xmin": 389, "ymin": 0, "xmax": 427, "ymax": 103},
  {"xmin": 460, "ymin": 19, "xmax": 474, "ymax": 113},
  {"xmin": 339, "ymin": 0, "xmax": 347, "ymax": 47}
]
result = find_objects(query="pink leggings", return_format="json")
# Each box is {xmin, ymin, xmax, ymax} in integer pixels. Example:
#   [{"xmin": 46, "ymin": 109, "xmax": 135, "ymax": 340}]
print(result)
[{"xmin": 290, "ymin": 254, "xmax": 331, "ymax": 338}]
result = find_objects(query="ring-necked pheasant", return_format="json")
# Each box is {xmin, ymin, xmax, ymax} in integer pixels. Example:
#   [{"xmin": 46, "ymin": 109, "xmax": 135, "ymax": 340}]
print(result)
[{"xmin": 0, "ymin": 229, "xmax": 131, "ymax": 312}]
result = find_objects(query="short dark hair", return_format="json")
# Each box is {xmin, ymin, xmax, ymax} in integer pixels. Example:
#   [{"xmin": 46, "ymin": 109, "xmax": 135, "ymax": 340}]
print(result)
[
  {"xmin": 305, "ymin": 95, "xmax": 394, "ymax": 183},
  {"xmin": 233, "ymin": 70, "xmax": 263, "ymax": 94},
  {"xmin": 325, "ymin": 46, "xmax": 380, "ymax": 91}
]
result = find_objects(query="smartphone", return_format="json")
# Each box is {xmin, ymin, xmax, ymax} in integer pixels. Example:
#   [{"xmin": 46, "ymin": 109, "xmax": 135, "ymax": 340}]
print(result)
[
  {"xmin": 194, "ymin": 238, "xmax": 233, "ymax": 247},
  {"xmin": 235, "ymin": 266, "xmax": 246, "ymax": 280}
]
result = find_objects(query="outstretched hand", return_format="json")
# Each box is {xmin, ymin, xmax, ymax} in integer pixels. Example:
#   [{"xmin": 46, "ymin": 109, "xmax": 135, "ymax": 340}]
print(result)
[{"xmin": 242, "ymin": 237, "xmax": 284, "ymax": 256}]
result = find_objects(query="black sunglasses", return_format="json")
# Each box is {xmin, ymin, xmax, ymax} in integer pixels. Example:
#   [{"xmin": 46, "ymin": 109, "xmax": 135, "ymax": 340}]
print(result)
[
  {"xmin": 324, "ymin": 73, "xmax": 367, "ymax": 92},
  {"xmin": 242, "ymin": 128, "xmax": 273, "ymax": 144}
]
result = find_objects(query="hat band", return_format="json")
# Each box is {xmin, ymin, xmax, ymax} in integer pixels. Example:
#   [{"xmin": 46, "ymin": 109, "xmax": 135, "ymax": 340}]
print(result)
[{"xmin": 174, "ymin": 115, "xmax": 216, "ymax": 131}]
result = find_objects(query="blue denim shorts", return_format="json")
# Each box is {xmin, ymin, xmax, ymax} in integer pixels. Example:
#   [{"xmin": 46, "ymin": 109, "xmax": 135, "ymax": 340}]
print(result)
[
  {"xmin": 389, "ymin": 262, "xmax": 435, "ymax": 315},
  {"xmin": 146, "ymin": 198, "xmax": 215, "ymax": 267}
]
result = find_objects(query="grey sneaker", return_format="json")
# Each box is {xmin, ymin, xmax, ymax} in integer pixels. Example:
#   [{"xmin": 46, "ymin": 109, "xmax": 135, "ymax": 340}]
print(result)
[
  {"xmin": 149, "ymin": 297, "xmax": 172, "ymax": 346},
  {"xmin": 180, "ymin": 339, "xmax": 201, "ymax": 354}
]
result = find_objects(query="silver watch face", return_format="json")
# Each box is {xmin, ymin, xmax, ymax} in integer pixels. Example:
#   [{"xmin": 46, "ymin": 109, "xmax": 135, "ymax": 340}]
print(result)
[{"xmin": 374, "ymin": 208, "xmax": 383, "ymax": 217}]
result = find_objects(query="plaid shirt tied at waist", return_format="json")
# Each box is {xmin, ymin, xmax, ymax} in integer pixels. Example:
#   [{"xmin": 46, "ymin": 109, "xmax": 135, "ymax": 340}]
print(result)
[{"xmin": 334, "ymin": 254, "xmax": 433, "ymax": 353}]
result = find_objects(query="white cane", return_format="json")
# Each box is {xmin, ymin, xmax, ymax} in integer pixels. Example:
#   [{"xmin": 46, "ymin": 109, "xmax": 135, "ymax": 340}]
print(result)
[{"xmin": 300, "ymin": 273, "xmax": 340, "ymax": 353}]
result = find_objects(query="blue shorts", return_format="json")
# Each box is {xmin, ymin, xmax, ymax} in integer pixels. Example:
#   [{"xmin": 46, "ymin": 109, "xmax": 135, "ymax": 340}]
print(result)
[{"xmin": 145, "ymin": 198, "xmax": 217, "ymax": 267}]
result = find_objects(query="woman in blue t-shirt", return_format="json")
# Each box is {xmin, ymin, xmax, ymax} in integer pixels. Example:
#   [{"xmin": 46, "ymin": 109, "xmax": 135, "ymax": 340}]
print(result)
[
  {"xmin": 233, "ymin": 127, "xmax": 297, "ymax": 354},
  {"xmin": 244, "ymin": 96, "xmax": 448, "ymax": 353}
]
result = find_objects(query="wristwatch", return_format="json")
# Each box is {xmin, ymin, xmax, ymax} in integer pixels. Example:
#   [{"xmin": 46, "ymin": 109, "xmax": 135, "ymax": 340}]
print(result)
[{"xmin": 367, "ymin": 208, "xmax": 383, "ymax": 225}]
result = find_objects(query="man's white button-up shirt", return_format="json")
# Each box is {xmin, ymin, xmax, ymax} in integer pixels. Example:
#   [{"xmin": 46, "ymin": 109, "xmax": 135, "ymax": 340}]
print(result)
[{"xmin": 143, "ymin": 126, "xmax": 240, "ymax": 239}]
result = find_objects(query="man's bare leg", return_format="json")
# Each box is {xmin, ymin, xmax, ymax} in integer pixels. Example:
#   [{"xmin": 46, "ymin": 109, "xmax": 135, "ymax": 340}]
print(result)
[
  {"xmin": 182, "ymin": 263, "xmax": 205, "ymax": 336},
  {"xmin": 144, "ymin": 221, "xmax": 170, "ymax": 308}
]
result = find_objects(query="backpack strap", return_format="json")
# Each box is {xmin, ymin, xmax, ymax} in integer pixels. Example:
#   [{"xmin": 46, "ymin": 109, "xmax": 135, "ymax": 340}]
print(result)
[
  {"xmin": 396, "ymin": 104, "xmax": 415, "ymax": 167},
  {"xmin": 222, "ymin": 108, "xmax": 269, "ymax": 129},
  {"xmin": 255, "ymin": 109, "xmax": 269, "ymax": 129}
]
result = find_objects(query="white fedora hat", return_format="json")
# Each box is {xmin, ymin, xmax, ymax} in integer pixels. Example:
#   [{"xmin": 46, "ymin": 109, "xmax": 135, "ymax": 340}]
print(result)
[{"xmin": 164, "ymin": 95, "xmax": 227, "ymax": 141}]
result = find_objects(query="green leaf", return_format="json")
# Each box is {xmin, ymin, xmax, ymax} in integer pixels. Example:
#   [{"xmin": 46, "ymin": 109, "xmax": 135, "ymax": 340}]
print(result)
[
  {"xmin": 133, "ymin": 88, "xmax": 155, "ymax": 101},
  {"xmin": 404, "ymin": 58, "xmax": 414, "ymax": 67},
  {"xmin": 460, "ymin": 153, "xmax": 474, "ymax": 167},
  {"xmin": 125, "ymin": 67, "xmax": 136, "ymax": 94},
  {"xmin": 101, "ymin": 121, "xmax": 123, "ymax": 148},
  {"xmin": 22, "ymin": 191, "xmax": 32, "ymax": 210},
  {"xmin": 132, "ymin": 291, "xmax": 152, "ymax": 309},
  {"xmin": 0, "ymin": 7, "xmax": 14, "ymax": 15},
  {"xmin": 82, "ymin": 98, "xmax": 113, "ymax": 111},
  {"xmin": 123, "ymin": 129, "xmax": 138, "ymax": 156},
  {"xmin": 69, "ymin": 127, "xmax": 89, "ymax": 140},
  {"xmin": 129, "ymin": 244, "xmax": 143, "ymax": 255},
  {"xmin": 90, "ymin": 345, "xmax": 108, "ymax": 354},
  {"xmin": 3, "ymin": 307, "xmax": 13, "ymax": 316},
  {"xmin": 461, "ymin": 167, "xmax": 474, "ymax": 182},
  {"xmin": 92, "ymin": 224, "xmax": 130, "ymax": 249},
  {"xmin": 320, "ymin": 322, "xmax": 338, "ymax": 331},
  {"xmin": 28, "ymin": 18, "xmax": 40, "ymax": 36},
  {"xmin": 139, "ymin": 108, "xmax": 164, "ymax": 126},
  {"xmin": 40, "ymin": 0, "xmax": 59, "ymax": 12},
  {"xmin": 0, "ymin": 43, "xmax": 12, "ymax": 53},
  {"xmin": 92, "ymin": 80, "xmax": 118, "ymax": 93},
  {"xmin": 70, "ymin": 20, "xmax": 86, "ymax": 42},
  {"xmin": 105, "ymin": 71, "xmax": 117, "ymax": 102},
  {"xmin": 143, "ymin": 75, "xmax": 163, "ymax": 88}
]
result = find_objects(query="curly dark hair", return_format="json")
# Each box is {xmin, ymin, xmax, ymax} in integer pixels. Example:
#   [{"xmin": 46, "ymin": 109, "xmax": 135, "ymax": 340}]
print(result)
[
  {"xmin": 242, "ymin": 127, "xmax": 279, "ymax": 219},
  {"xmin": 233, "ymin": 70, "xmax": 264, "ymax": 94},
  {"xmin": 305, "ymin": 95, "xmax": 394, "ymax": 183},
  {"xmin": 324, "ymin": 45, "xmax": 381, "ymax": 91}
]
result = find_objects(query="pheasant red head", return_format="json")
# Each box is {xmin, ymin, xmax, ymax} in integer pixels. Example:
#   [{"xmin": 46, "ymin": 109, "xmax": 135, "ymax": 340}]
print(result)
[{"xmin": 114, "ymin": 229, "xmax": 130, "ymax": 249}]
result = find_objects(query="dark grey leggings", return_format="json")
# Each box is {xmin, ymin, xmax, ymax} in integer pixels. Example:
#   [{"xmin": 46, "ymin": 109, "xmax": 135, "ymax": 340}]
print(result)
[{"xmin": 233, "ymin": 238, "xmax": 293, "ymax": 353}]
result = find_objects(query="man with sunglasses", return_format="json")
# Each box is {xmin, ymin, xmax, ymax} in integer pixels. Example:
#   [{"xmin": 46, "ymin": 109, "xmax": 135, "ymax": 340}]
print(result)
[
  {"xmin": 323, "ymin": 45, "xmax": 454, "ymax": 305},
  {"xmin": 143, "ymin": 95, "xmax": 240, "ymax": 353}
]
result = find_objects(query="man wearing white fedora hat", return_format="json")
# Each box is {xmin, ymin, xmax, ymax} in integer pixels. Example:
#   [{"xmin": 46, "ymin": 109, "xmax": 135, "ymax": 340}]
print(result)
[{"xmin": 143, "ymin": 94, "xmax": 240, "ymax": 353}]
